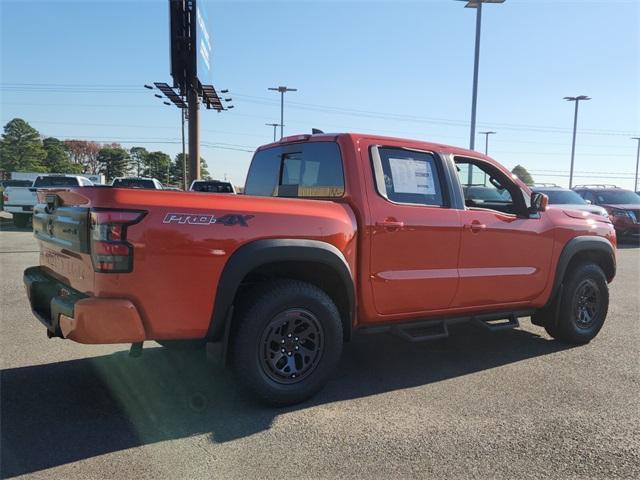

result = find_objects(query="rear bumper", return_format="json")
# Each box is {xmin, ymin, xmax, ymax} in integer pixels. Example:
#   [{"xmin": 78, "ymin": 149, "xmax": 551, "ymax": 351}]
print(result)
[{"xmin": 23, "ymin": 266, "xmax": 146, "ymax": 344}]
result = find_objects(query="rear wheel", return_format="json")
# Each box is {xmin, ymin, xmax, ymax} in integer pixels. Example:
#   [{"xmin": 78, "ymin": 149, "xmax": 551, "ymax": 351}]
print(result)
[
  {"xmin": 544, "ymin": 263, "xmax": 609, "ymax": 344},
  {"xmin": 13, "ymin": 213, "xmax": 30, "ymax": 228},
  {"xmin": 230, "ymin": 279, "xmax": 343, "ymax": 406}
]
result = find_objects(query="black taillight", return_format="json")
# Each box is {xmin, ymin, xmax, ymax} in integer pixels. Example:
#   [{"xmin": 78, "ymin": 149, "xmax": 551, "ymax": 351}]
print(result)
[{"xmin": 90, "ymin": 209, "xmax": 146, "ymax": 273}]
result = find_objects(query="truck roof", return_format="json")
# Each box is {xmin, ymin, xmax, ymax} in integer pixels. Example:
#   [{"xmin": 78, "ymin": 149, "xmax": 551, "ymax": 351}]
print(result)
[{"xmin": 259, "ymin": 132, "xmax": 493, "ymax": 160}]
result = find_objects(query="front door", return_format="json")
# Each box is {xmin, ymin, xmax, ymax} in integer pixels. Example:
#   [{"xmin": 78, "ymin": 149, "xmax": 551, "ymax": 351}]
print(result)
[
  {"xmin": 367, "ymin": 145, "xmax": 462, "ymax": 316},
  {"xmin": 453, "ymin": 158, "xmax": 554, "ymax": 308}
]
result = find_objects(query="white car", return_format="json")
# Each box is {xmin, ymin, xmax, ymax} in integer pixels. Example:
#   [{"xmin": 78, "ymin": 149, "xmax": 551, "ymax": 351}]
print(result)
[
  {"xmin": 111, "ymin": 177, "xmax": 163, "ymax": 189},
  {"xmin": 3, "ymin": 174, "xmax": 93, "ymax": 228},
  {"xmin": 532, "ymin": 184, "xmax": 608, "ymax": 217},
  {"xmin": 189, "ymin": 180, "xmax": 236, "ymax": 193}
]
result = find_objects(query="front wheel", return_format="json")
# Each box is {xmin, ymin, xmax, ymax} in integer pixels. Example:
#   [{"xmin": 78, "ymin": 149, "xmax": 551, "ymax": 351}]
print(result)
[
  {"xmin": 230, "ymin": 280, "xmax": 343, "ymax": 406},
  {"xmin": 544, "ymin": 263, "xmax": 609, "ymax": 344}
]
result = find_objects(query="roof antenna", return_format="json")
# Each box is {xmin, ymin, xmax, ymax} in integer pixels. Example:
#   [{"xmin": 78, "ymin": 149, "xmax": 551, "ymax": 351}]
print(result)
[{"xmin": 312, "ymin": 128, "xmax": 324, "ymax": 134}]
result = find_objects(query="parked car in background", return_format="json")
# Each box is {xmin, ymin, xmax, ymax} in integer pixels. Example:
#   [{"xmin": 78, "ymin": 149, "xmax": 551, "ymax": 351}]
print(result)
[
  {"xmin": 111, "ymin": 177, "xmax": 163, "ymax": 189},
  {"xmin": 532, "ymin": 184, "xmax": 608, "ymax": 217},
  {"xmin": 3, "ymin": 174, "xmax": 92, "ymax": 227},
  {"xmin": 189, "ymin": 179, "xmax": 236, "ymax": 193},
  {"xmin": 462, "ymin": 184, "xmax": 511, "ymax": 209},
  {"xmin": 573, "ymin": 185, "xmax": 640, "ymax": 239},
  {"xmin": 1, "ymin": 179, "xmax": 33, "ymax": 210}
]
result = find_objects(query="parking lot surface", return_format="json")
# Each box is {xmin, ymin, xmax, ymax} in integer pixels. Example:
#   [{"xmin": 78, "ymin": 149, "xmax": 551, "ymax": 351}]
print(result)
[{"xmin": 1, "ymin": 222, "xmax": 639, "ymax": 479}]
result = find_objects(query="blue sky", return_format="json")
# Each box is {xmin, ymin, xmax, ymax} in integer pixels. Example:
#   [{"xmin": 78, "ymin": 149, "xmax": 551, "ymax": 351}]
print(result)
[{"xmin": 1, "ymin": 0, "xmax": 639, "ymax": 188}]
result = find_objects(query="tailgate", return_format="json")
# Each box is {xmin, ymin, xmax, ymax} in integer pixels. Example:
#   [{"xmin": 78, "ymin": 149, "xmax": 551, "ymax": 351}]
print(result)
[{"xmin": 32, "ymin": 190, "xmax": 94, "ymax": 291}]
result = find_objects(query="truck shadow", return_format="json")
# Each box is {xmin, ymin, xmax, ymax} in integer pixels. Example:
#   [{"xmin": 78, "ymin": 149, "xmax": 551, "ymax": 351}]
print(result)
[{"xmin": 1, "ymin": 325, "xmax": 569, "ymax": 478}]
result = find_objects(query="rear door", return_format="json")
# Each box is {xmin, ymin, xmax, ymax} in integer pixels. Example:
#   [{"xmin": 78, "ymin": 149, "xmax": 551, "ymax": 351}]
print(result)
[{"xmin": 366, "ymin": 144, "xmax": 462, "ymax": 316}]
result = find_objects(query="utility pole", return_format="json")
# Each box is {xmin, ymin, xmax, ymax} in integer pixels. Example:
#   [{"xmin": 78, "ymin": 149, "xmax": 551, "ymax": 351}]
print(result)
[
  {"xmin": 268, "ymin": 86, "xmax": 297, "ymax": 139},
  {"xmin": 181, "ymin": 108, "xmax": 187, "ymax": 190},
  {"xmin": 564, "ymin": 95, "xmax": 591, "ymax": 188},
  {"xmin": 187, "ymin": 87, "xmax": 200, "ymax": 185},
  {"xmin": 479, "ymin": 130, "xmax": 496, "ymax": 155},
  {"xmin": 265, "ymin": 123, "xmax": 279, "ymax": 142},
  {"xmin": 632, "ymin": 137, "xmax": 640, "ymax": 192}
]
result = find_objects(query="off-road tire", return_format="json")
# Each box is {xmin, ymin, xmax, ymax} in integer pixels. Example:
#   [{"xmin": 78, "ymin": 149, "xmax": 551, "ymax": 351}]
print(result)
[
  {"xmin": 544, "ymin": 263, "xmax": 609, "ymax": 344},
  {"xmin": 230, "ymin": 279, "xmax": 343, "ymax": 406}
]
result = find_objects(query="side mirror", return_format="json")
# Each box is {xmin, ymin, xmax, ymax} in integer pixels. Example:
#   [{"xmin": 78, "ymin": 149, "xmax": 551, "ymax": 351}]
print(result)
[
  {"xmin": 531, "ymin": 192, "xmax": 548, "ymax": 213},
  {"xmin": 585, "ymin": 199, "xmax": 592, "ymax": 204}
]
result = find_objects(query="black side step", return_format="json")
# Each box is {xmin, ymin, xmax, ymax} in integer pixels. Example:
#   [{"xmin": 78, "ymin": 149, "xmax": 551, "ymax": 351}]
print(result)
[
  {"xmin": 391, "ymin": 322, "xmax": 449, "ymax": 343},
  {"xmin": 358, "ymin": 309, "xmax": 533, "ymax": 343},
  {"xmin": 472, "ymin": 314, "xmax": 520, "ymax": 332}
]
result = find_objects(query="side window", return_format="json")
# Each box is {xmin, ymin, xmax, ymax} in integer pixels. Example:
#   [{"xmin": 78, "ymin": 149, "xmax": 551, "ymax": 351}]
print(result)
[
  {"xmin": 455, "ymin": 158, "xmax": 522, "ymax": 215},
  {"xmin": 373, "ymin": 147, "xmax": 445, "ymax": 206}
]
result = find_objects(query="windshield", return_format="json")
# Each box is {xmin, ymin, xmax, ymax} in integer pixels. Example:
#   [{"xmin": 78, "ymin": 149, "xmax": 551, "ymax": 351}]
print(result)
[
  {"xmin": 594, "ymin": 190, "xmax": 640, "ymax": 204},
  {"xmin": 192, "ymin": 181, "xmax": 234, "ymax": 193},
  {"xmin": 112, "ymin": 179, "xmax": 158, "ymax": 189},
  {"xmin": 33, "ymin": 176, "xmax": 80, "ymax": 187},
  {"xmin": 536, "ymin": 189, "xmax": 587, "ymax": 205}
]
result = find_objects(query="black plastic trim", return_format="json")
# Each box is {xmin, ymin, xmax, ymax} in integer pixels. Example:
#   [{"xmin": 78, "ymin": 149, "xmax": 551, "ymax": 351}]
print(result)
[
  {"xmin": 549, "ymin": 236, "xmax": 616, "ymax": 302},
  {"xmin": 206, "ymin": 239, "xmax": 355, "ymax": 341}
]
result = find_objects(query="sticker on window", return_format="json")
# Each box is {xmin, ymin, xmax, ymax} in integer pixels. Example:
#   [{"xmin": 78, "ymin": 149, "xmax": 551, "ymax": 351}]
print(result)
[{"xmin": 388, "ymin": 158, "xmax": 436, "ymax": 195}]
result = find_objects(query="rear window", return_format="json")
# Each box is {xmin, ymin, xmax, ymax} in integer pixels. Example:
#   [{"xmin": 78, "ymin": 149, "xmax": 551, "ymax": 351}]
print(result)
[
  {"xmin": 245, "ymin": 142, "xmax": 344, "ymax": 198},
  {"xmin": 113, "ymin": 179, "xmax": 157, "ymax": 189},
  {"xmin": 33, "ymin": 176, "xmax": 80, "ymax": 187},
  {"xmin": 192, "ymin": 181, "xmax": 234, "ymax": 193},
  {"xmin": 2, "ymin": 180, "xmax": 32, "ymax": 187}
]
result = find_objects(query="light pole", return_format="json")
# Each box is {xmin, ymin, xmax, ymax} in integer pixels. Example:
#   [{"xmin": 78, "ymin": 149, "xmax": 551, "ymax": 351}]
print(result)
[
  {"xmin": 265, "ymin": 123, "xmax": 280, "ymax": 142},
  {"xmin": 479, "ymin": 130, "xmax": 496, "ymax": 155},
  {"xmin": 456, "ymin": 0, "xmax": 505, "ymax": 151},
  {"xmin": 632, "ymin": 137, "xmax": 640, "ymax": 192},
  {"xmin": 268, "ymin": 86, "xmax": 297, "ymax": 139},
  {"xmin": 564, "ymin": 95, "xmax": 591, "ymax": 188}
]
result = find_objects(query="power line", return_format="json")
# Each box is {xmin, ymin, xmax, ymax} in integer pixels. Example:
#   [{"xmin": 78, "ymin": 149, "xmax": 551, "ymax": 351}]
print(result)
[{"xmin": 2, "ymin": 83, "xmax": 638, "ymax": 138}]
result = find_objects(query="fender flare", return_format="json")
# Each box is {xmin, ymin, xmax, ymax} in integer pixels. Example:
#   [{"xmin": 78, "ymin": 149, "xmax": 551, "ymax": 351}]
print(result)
[
  {"xmin": 549, "ymin": 236, "xmax": 616, "ymax": 302},
  {"xmin": 206, "ymin": 239, "xmax": 355, "ymax": 341}
]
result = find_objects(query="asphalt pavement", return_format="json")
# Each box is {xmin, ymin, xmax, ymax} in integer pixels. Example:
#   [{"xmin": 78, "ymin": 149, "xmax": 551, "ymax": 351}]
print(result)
[{"xmin": 1, "ymin": 218, "xmax": 639, "ymax": 479}]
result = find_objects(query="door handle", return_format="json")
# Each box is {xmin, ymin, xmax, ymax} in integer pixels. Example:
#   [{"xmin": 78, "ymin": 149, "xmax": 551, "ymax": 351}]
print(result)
[
  {"xmin": 464, "ymin": 222, "xmax": 486, "ymax": 232},
  {"xmin": 376, "ymin": 219, "xmax": 404, "ymax": 230}
]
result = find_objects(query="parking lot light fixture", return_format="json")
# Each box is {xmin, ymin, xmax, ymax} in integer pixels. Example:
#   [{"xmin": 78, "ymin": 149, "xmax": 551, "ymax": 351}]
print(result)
[
  {"xmin": 479, "ymin": 131, "xmax": 496, "ymax": 155},
  {"xmin": 269, "ymin": 86, "xmax": 297, "ymax": 139},
  {"xmin": 455, "ymin": 0, "xmax": 506, "ymax": 152},
  {"xmin": 564, "ymin": 95, "xmax": 591, "ymax": 188},
  {"xmin": 632, "ymin": 137, "xmax": 640, "ymax": 192}
]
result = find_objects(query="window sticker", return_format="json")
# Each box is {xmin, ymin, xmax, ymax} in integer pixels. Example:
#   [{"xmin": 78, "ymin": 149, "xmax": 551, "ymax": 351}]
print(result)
[{"xmin": 388, "ymin": 157, "xmax": 436, "ymax": 195}]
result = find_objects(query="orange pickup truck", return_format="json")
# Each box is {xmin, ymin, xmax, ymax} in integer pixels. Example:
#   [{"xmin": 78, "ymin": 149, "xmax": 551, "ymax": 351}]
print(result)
[{"xmin": 24, "ymin": 132, "xmax": 617, "ymax": 405}]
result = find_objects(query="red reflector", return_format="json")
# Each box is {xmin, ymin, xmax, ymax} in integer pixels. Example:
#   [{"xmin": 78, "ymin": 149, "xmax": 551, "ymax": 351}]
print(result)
[
  {"xmin": 91, "ymin": 210, "xmax": 144, "ymax": 224},
  {"xmin": 93, "ymin": 241, "xmax": 130, "ymax": 256}
]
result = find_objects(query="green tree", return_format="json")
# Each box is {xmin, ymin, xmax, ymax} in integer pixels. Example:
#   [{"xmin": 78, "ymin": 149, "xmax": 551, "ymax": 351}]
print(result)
[
  {"xmin": 171, "ymin": 154, "xmax": 212, "ymax": 187},
  {"xmin": 42, "ymin": 137, "xmax": 82, "ymax": 173},
  {"xmin": 143, "ymin": 151, "xmax": 172, "ymax": 184},
  {"xmin": 129, "ymin": 147, "xmax": 149, "ymax": 176},
  {"xmin": 98, "ymin": 146, "xmax": 130, "ymax": 182},
  {"xmin": 511, "ymin": 165, "xmax": 535, "ymax": 186},
  {"xmin": 0, "ymin": 118, "xmax": 47, "ymax": 172}
]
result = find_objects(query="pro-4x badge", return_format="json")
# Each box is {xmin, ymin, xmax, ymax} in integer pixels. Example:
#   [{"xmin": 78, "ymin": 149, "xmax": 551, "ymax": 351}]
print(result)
[{"xmin": 162, "ymin": 213, "xmax": 254, "ymax": 227}]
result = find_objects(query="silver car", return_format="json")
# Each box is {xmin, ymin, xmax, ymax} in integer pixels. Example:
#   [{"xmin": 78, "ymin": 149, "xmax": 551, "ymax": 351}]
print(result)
[{"xmin": 532, "ymin": 184, "xmax": 608, "ymax": 217}]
